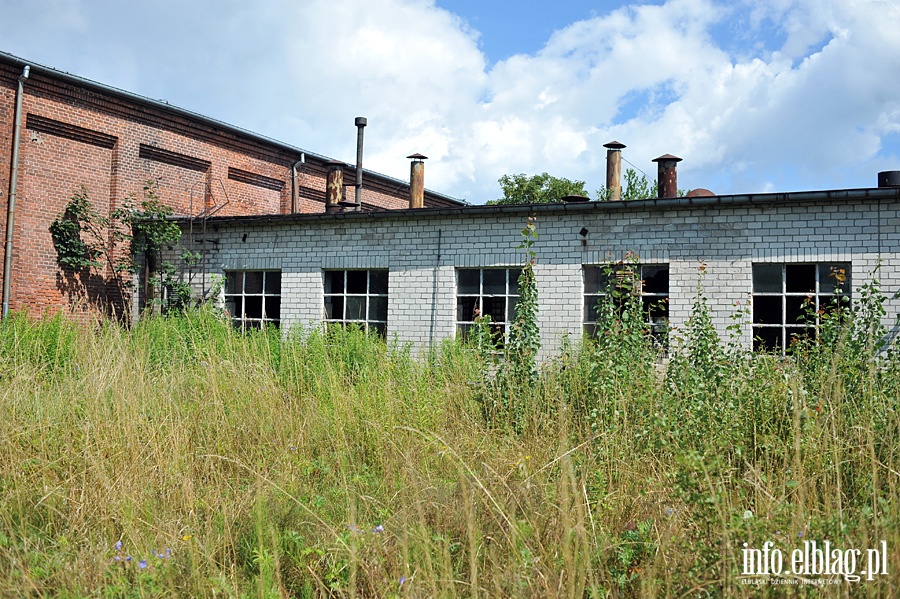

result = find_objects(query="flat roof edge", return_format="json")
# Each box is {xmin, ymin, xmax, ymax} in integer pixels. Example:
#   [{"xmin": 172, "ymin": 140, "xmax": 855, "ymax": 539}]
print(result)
[{"xmin": 175, "ymin": 186, "xmax": 900, "ymax": 226}]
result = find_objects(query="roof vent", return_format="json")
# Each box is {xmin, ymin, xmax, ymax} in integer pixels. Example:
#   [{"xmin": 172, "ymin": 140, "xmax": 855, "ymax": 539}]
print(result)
[{"xmin": 878, "ymin": 171, "xmax": 900, "ymax": 188}]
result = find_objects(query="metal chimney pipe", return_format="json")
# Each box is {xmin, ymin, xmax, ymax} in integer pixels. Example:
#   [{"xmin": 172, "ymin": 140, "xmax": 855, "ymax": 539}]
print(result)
[
  {"xmin": 603, "ymin": 141, "xmax": 626, "ymax": 201},
  {"xmin": 325, "ymin": 160, "xmax": 345, "ymax": 213},
  {"xmin": 652, "ymin": 154, "xmax": 682, "ymax": 198},
  {"xmin": 878, "ymin": 171, "xmax": 900, "ymax": 188},
  {"xmin": 353, "ymin": 117, "xmax": 367, "ymax": 210},
  {"xmin": 407, "ymin": 153, "xmax": 427, "ymax": 209}
]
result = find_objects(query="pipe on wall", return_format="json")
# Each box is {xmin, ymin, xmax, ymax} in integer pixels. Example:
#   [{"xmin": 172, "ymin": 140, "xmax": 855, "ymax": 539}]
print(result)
[
  {"xmin": 2, "ymin": 64, "xmax": 30, "ymax": 319},
  {"xmin": 290, "ymin": 153, "xmax": 305, "ymax": 214}
]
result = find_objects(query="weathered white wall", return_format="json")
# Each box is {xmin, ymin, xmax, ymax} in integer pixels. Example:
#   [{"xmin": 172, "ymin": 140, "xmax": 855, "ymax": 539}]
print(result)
[{"xmin": 166, "ymin": 195, "xmax": 900, "ymax": 361}]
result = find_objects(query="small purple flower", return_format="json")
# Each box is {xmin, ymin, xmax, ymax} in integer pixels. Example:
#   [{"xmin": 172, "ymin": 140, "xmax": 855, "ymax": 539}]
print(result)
[
  {"xmin": 798, "ymin": 531, "xmax": 804, "ymax": 538},
  {"xmin": 373, "ymin": 525, "xmax": 384, "ymax": 533},
  {"xmin": 139, "ymin": 559, "xmax": 147, "ymax": 569},
  {"xmin": 115, "ymin": 540, "xmax": 122, "ymax": 551},
  {"xmin": 125, "ymin": 556, "xmax": 132, "ymax": 562},
  {"xmin": 114, "ymin": 556, "xmax": 121, "ymax": 562},
  {"xmin": 399, "ymin": 576, "xmax": 406, "ymax": 587},
  {"xmin": 165, "ymin": 548, "xmax": 171, "ymax": 559}
]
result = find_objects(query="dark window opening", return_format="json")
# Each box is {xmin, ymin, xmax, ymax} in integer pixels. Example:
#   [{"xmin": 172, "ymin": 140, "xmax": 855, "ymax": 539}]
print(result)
[
  {"xmin": 224, "ymin": 271, "xmax": 281, "ymax": 331},
  {"xmin": 751, "ymin": 263, "xmax": 850, "ymax": 352},
  {"xmin": 456, "ymin": 268, "xmax": 521, "ymax": 347},
  {"xmin": 583, "ymin": 263, "xmax": 669, "ymax": 347},
  {"xmin": 323, "ymin": 270, "xmax": 388, "ymax": 338}
]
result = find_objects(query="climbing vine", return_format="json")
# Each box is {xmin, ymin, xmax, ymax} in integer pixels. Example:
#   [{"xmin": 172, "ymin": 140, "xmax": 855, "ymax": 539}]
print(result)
[
  {"xmin": 505, "ymin": 215, "xmax": 541, "ymax": 380},
  {"xmin": 49, "ymin": 180, "xmax": 188, "ymax": 317}
]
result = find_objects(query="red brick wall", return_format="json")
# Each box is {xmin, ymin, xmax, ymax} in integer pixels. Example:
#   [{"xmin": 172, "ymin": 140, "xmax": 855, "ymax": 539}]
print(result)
[{"xmin": 0, "ymin": 60, "xmax": 454, "ymax": 318}]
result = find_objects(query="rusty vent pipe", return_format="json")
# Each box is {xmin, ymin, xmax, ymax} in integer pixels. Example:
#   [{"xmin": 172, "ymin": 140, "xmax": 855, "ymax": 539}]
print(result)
[
  {"xmin": 603, "ymin": 141, "xmax": 626, "ymax": 201},
  {"xmin": 878, "ymin": 171, "xmax": 900, "ymax": 188},
  {"xmin": 652, "ymin": 154, "xmax": 682, "ymax": 198},
  {"xmin": 408, "ymin": 153, "xmax": 427, "ymax": 209},
  {"xmin": 325, "ymin": 160, "xmax": 345, "ymax": 213}
]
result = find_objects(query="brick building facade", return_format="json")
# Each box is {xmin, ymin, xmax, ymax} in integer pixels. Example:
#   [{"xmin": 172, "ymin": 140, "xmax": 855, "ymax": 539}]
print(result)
[
  {"xmin": 165, "ymin": 187, "xmax": 900, "ymax": 359},
  {"xmin": 0, "ymin": 51, "xmax": 462, "ymax": 319}
]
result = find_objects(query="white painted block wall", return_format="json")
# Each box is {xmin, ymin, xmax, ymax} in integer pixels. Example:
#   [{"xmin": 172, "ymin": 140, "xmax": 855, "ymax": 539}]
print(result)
[{"xmin": 165, "ymin": 196, "xmax": 900, "ymax": 362}]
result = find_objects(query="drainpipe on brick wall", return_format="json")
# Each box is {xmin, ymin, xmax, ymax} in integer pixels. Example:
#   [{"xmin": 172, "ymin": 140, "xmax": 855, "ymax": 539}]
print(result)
[
  {"xmin": 290, "ymin": 154, "xmax": 305, "ymax": 214},
  {"xmin": 2, "ymin": 65, "xmax": 30, "ymax": 319}
]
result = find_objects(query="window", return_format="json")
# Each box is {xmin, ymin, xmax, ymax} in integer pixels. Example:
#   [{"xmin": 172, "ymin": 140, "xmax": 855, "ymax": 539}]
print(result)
[
  {"xmin": 323, "ymin": 270, "xmax": 388, "ymax": 337},
  {"xmin": 752, "ymin": 263, "xmax": 851, "ymax": 352},
  {"xmin": 583, "ymin": 263, "xmax": 669, "ymax": 345},
  {"xmin": 225, "ymin": 271, "xmax": 281, "ymax": 330},
  {"xmin": 456, "ymin": 268, "xmax": 521, "ymax": 346}
]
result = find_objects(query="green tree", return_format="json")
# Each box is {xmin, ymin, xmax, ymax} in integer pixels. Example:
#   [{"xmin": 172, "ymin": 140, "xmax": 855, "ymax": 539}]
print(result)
[
  {"xmin": 490, "ymin": 173, "xmax": 588, "ymax": 205},
  {"xmin": 596, "ymin": 168, "xmax": 656, "ymax": 201}
]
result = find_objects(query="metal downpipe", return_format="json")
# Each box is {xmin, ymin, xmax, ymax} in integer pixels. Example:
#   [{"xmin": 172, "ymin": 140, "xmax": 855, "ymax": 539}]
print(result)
[{"xmin": 2, "ymin": 64, "xmax": 29, "ymax": 319}]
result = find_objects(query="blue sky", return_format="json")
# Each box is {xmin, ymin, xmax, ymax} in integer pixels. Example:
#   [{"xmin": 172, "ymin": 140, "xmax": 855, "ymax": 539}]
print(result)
[{"xmin": 1, "ymin": 0, "xmax": 899, "ymax": 203}]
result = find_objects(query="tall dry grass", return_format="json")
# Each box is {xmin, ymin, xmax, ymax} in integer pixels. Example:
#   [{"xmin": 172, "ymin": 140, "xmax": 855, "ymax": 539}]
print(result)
[{"xmin": 0, "ymin": 303, "xmax": 898, "ymax": 597}]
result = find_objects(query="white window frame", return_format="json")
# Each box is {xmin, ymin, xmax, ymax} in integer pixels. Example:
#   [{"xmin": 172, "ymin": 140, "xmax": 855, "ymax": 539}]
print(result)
[
  {"xmin": 456, "ymin": 267, "xmax": 521, "ymax": 346},
  {"xmin": 751, "ymin": 262, "xmax": 851, "ymax": 352},
  {"xmin": 224, "ymin": 270, "xmax": 281, "ymax": 331},
  {"xmin": 583, "ymin": 263, "xmax": 669, "ymax": 345},
  {"xmin": 323, "ymin": 270, "xmax": 389, "ymax": 337}
]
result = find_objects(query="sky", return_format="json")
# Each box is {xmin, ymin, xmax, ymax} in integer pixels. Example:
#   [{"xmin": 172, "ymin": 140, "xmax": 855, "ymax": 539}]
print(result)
[{"xmin": 1, "ymin": 0, "xmax": 899, "ymax": 203}]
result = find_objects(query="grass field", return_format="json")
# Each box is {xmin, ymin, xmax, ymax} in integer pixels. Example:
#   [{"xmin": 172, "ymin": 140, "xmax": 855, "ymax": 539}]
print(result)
[{"xmin": 0, "ymin": 293, "xmax": 898, "ymax": 597}]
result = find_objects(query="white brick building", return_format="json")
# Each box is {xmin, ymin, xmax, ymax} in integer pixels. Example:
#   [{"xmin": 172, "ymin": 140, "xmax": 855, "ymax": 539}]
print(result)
[{"xmin": 165, "ymin": 182, "xmax": 900, "ymax": 361}]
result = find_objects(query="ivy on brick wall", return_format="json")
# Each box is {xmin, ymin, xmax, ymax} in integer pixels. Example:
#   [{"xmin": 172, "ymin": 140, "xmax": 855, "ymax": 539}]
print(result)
[
  {"xmin": 48, "ymin": 185, "xmax": 105, "ymax": 271},
  {"xmin": 49, "ymin": 180, "xmax": 188, "ymax": 316}
]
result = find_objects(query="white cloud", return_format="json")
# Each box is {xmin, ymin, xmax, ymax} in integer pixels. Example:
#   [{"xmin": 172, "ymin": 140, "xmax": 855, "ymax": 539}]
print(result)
[{"xmin": 0, "ymin": 0, "xmax": 898, "ymax": 200}]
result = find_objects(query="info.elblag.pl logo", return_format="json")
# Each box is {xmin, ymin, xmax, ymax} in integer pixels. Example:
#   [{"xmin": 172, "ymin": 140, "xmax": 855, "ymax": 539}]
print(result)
[{"xmin": 742, "ymin": 540, "xmax": 889, "ymax": 583}]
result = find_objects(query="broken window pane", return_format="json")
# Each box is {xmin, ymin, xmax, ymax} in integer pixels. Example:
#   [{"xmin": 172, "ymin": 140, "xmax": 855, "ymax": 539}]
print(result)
[
  {"xmin": 324, "ymin": 271, "xmax": 344, "ymax": 295},
  {"xmin": 346, "ymin": 296, "xmax": 366, "ymax": 320},
  {"xmin": 785, "ymin": 264, "xmax": 815, "ymax": 293},
  {"xmin": 370, "ymin": 270, "xmax": 388, "ymax": 295},
  {"xmin": 347, "ymin": 271, "xmax": 367, "ymax": 294},
  {"xmin": 642, "ymin": 265, "xmax": 669, "ymax": 294},
  {"xmin": 819, "ymin": 263, "xmax": 850, "ymax": 294},
  {"xmin": 368, "ymin": 296, "xmax": 387, "ymax": 321},
  {"xmin": 264, "ymin": 271, "xmax": 281, "ymax": 294},
  {"xmin": 225, "ymin": 272, "xmax": 240, "ymax": 295},
  {"xmin": 752, "ymin": 295, "xmax": 782, "ymax": 325},
  {"xmin": 457, "ymin": 296, "xmax": 479, "ymax": 322},
  {"xmin": 753, "ymin": 326, "xmax": 782, "ymax": 352}
]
